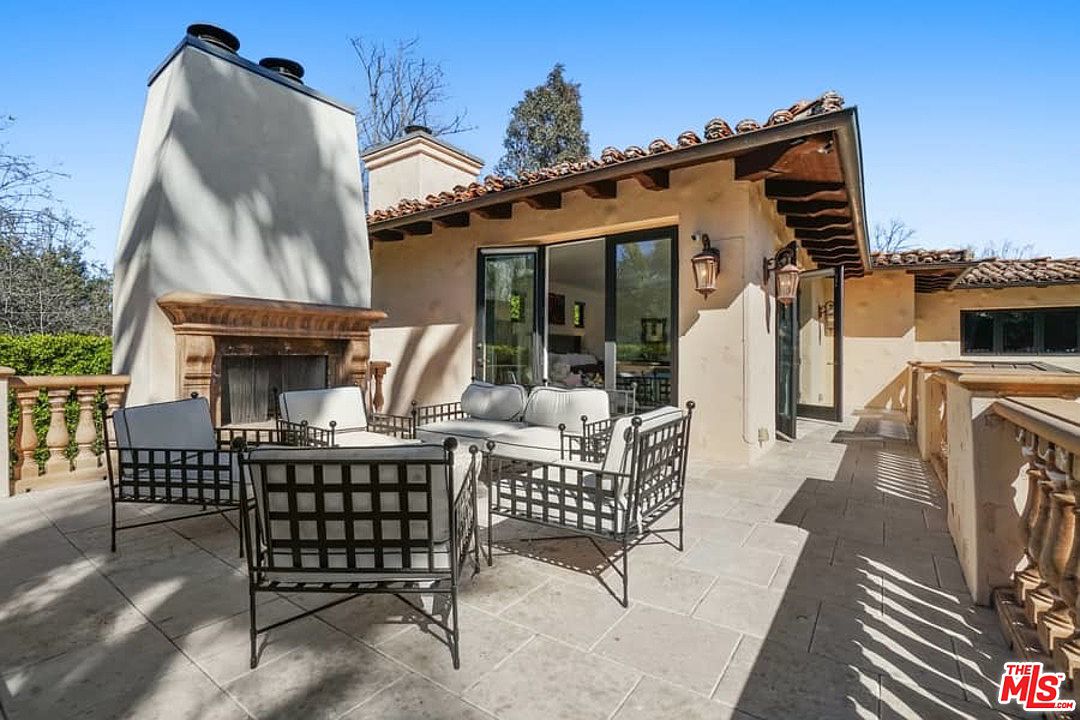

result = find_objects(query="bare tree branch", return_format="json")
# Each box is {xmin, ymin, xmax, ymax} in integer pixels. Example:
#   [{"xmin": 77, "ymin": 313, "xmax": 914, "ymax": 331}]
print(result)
[
  {"xmin": 871, "ymin": 218, "xmax": 916, "ymax": 253},
  {"xmin": 350, "ymin": 36, "xmax": 472, "ymax": 151}
]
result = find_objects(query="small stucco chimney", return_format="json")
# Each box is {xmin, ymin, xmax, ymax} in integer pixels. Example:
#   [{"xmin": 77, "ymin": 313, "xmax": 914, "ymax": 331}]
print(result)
[{"xmin": 361, "ymin": 128, "xmax": 484, "ymax": 212}]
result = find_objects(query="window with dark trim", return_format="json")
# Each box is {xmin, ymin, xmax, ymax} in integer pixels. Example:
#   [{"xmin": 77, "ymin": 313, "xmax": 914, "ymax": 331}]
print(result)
[{"xmin": 961, "ymin": 307, "xmax": 1080, "ymax": 355}]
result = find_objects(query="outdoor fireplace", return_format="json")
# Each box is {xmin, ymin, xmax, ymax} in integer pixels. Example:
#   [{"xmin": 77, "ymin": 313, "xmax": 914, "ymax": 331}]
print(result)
[{"xmin": 157, "ymin": 292, "xmax": 386, "ymax": 425}]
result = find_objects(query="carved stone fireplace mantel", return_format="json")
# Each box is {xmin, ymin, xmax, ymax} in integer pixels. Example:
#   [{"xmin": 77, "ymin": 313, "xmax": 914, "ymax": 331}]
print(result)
[{"xmin": 156, "ymin": 292, "xmax": 387, "ymax": 423}]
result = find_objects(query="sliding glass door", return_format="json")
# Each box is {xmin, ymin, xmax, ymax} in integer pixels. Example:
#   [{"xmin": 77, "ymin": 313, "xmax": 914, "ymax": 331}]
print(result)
[
  {"xmin": 476, "ymin": 250, "xmax": 542, "ymax": 385},
  {"xmin": 607, "ymin": 229, "xmax": 677, "ymax": 410}
]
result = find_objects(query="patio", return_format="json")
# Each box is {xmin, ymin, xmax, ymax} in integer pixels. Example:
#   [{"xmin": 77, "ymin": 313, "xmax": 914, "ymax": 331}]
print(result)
[{"xmin": 0, "ymin": 410, "xmax": 1018, "ymax": 720}]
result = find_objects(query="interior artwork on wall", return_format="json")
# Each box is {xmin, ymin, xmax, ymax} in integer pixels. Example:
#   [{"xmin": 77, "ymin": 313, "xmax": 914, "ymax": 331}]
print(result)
[
  {"xmin": 641, "ymin": 317, "xmax": 668, "ymax": 343},
  {"xmin": 548, "ymin": 293, "xmax": 566, "ymax": 325},
  {"xmin": 573, "ymin": 301, "xmax": 585, "ymax": 329}
]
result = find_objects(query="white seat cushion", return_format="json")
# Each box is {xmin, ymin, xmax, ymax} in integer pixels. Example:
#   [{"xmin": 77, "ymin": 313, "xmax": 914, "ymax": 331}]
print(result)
[
  {"xmin": 523, "ymin": 387, "xmax": 610, "ymax": 430},
  {"xmin": 488, "ymin": 426, "xmax": 565, "ymax": 463},
  {"xmin": 416, "ymin": 418, "xmax": 525, "ymax": 446},
  {"xmin": 113, "ymin": 397, "xmax": 216, "ymax": 450},
  {"xmin": 334, "ymin": 429, "xmax": 420, "ymax": 448},
  {"xmin": 602, "ymin": 406, "xmax": 684, "ymax": 476},
  {"xmin": 461, "ymin": 382, "xmax": 527, "ymax": 421},
  {"xmin": 278, "ymin": 387, "xmax": 367, "ymax": 430}
]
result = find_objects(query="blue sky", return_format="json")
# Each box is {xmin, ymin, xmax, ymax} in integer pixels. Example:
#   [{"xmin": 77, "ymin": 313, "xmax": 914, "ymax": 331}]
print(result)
[{"xmin": 3, "ymin": 1, "xmax": 1078, "ymax": 266}]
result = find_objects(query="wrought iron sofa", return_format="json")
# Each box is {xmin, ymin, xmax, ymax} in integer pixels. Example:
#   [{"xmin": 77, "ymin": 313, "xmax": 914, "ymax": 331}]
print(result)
[
  {"xmin": 103, "ymin": 395, "xmax": 330, "ymax": 552},
  {"xmin": 236, "ymin": 439, "xmax": 478, "ymax": 669},
  {"xmin": 414, "ymin": 382, "xmax": 612, "ymax": 462},
  {"xmin": 483, "ymin": 402, "xmax": 694, "ymax": 606}
]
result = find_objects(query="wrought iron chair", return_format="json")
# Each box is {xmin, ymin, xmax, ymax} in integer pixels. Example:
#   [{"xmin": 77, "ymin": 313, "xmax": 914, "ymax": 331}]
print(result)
[
  {"xmin": 102, "ymin": 395, "xmax": 331, "ymax": 553},
  {"xmin": 236, "ymin": 439, "xmax": 479, "ymax": 669},
  {"xmin": 278, "ymin": 386, "xmax": 415, "ymax": 443},
  {"xmin": 483, "ymin": 402, "xmax": 694, "ymax": 606}
]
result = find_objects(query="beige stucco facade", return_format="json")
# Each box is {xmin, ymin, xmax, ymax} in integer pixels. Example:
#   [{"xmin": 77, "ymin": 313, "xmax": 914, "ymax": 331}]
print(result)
[
  {"xmin": 371, "ymin": 159, "xmax": 795, "ymax": 463},
  {"xmin": 843, "ymin": 272, "xmax": 1080, "ymax": 414}
]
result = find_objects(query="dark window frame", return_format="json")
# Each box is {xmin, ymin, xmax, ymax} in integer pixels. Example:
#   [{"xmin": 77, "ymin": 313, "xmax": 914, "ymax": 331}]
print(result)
[{"xmin": 960, "ymin": 306, "xmax": 1080, "ymax": 356}]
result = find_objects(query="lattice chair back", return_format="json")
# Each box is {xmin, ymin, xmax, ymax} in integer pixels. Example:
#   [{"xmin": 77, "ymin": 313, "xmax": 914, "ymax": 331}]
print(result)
[
  {"xmin": 603, "ymin": 404, "xmax": 692, "ymax": 533},
  {"xmin": 107, "ymin": 397, "xmax": 237, "ymax": 505},
  {"xmin": 239, "ymin": 442, "xmax": 461, "ymax": 587}
]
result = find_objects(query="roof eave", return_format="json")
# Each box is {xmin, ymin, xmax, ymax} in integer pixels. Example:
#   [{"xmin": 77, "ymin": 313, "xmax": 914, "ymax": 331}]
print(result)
[{"xmin": 367, "ymin": 108, "xmax": 870, "ymax": 272}]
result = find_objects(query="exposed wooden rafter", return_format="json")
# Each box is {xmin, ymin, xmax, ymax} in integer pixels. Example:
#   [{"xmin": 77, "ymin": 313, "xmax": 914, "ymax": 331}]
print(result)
[
  {"xmin": 633, "ymin": 169, "xmax": 669, "ymax": 191},
  {"xmin": 401, "ymin": 221, "xmax": 433, "ymax": 236},
  {"xmin": 475, "ymin": 203, "xmax": 513, "ymax": 220},
  {"xmin": 581, "ymin": 180, "xmax": 617, "ymax": 199},
  {"xmin": 775, "ymin": 200, "xmax": 850, "ymax": 217},
  {"xmin": 786, "ymin": 216, "xmax": 854, "ymax": 232},
  {"xmin": 795, "ymin": 228, "xmax": 856, "ymax": 242},
  {"xmin": 734, "ymin": 135, "xmax": 830, "ymax": 182},
  {"xmin": 524, "ymin": 192, "xmax": 562, "ymax": 210},
  {"xmin": 371, "ymin": 229, "xmax": 404, "ymax": 242},
  {"xmin": 765, "ymin": 179, "xmax": 846, "ymax": 202},
  {"xmin": 433, "ymin": 212, "xmax": 470, "ymax": 229}
]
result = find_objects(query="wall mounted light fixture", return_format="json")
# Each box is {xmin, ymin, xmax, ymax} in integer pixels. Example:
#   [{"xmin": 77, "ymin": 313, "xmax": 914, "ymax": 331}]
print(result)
[
  {"xmin": 690, "ymin": 233, "xmax": 721, "ymax": 298},
  {"xmin": 763, "ymin": 242, "xmax": 801, "ymax": 305}
]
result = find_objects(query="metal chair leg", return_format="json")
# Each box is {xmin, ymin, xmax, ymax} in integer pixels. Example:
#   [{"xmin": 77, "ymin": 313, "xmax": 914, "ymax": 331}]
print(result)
[
  {"xmin": 621, "ymin": 542, "xmax": 629, "ymax": 608},
  {"xmin": 450, "ymin": 585, "xmax": 461, "ymax": 669},
  {"xmin": 248, "ymin": 585, "xmax": 258, "ymax": 669},
  {"xmin": 110, "ymin": 497, "xmax": 117, "ymax": 553}
]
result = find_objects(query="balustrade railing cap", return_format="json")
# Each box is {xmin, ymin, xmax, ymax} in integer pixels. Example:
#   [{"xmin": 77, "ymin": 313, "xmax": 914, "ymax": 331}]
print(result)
[{"xmin": 10, "ymin": 375, "xmax": 132, "ymax": 389}]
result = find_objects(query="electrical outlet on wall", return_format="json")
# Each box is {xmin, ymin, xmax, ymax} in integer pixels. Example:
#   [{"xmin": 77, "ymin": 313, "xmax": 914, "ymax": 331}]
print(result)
[{"xmin": 758, "ymin": 427, "xmax": 770, "ymax": 444}]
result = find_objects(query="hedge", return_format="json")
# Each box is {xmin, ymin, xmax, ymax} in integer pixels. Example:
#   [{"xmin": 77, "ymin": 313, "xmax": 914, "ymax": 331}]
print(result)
[
  {"xmin": 0, "ymin": 334, "xmax": 112, "ymax": 376},
  {"xmin": 0, "ymin": 335, "xmax": 113, "ymax": 472}
]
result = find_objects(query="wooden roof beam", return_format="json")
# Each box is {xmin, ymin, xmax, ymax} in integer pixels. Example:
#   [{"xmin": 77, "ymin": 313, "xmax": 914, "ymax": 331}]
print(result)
[
  {"xmin": 633, "ymin": 169, "xmax": 669, "ymax": 191},
  {"xmin": 475, "ymin": 203, "xmax": 513, "ymax": 220},
  {"xmin": 786, "ymin": 216, "xmax": 854, "ymax": 231},
  {"xmin": 581, "ymin": 180, "xmax": 617, "ymax": 199},
  {"xmin": 795, "ymin": 228, "xmax": 856, "ymax": 242},
  {"xmin": 765, "ymin": 179, "xmax": 846, "ymax": 202},
  {"xmin": 433, "ymin": 212, "xmax": 470, "ymax": 229},
  {"xmin": 775, "ymin": 200, "xmax": 850, "ymax": 217},
  {"xmin": 734, "ymin": 135, "xmax": 830, "ymax": 182},
  {"xmin": 524, "ymin": 192, "xmax": 562, "ymax": 210},
  {"xmin": 401, "ymin": 221, "xmax": 433, "ymax": 236},
  {"xmin": 371, "ymin": 229, "xmax": 405, "ymax": 242}
]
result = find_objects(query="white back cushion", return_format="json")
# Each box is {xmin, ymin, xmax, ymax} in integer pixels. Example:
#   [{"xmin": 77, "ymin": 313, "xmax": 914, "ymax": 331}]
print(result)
[
  {"xmin": 460, "ymin": 382, "xmax": 527, "ymax": 421},
  {"xmin": 279, "ymin": 387, "xmax": 367, "ymax": 430},
  {"xmin": 113, "ymin": 397, "xmax": 216, "ymax": 450},
  {"xmin": 601, "ymin": 406, "xmax": 683, "ymax": 475},
  {"xmin": 523, "ymin": 387, "xmax": 610, "ymax": 429}
]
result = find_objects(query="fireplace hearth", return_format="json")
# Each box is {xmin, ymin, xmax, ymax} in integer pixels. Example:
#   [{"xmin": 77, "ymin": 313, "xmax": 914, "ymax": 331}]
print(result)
[{"xmin": 157, "ymin": 292, "xmax": 386, "ymax": 425}]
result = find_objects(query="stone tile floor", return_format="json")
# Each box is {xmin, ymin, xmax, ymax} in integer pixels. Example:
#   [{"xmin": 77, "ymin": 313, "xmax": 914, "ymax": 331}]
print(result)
[{"xmin": 0, "ymin": 411, "xmax": 1023, "ymax": 719}]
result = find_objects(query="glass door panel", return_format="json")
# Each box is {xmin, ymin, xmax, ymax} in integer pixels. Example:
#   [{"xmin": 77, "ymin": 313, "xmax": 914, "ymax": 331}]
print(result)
[
  {"xmin": 776, "ymin": 297, "xmax": 798, "ymax": 438},
  {"xmin": 478, "ymin": 251, "xmax": 539, "ymax": 385},
  {"xmin": 609, "ymin": 232, "xmax": 675, "ymax": 410},
  {"xmin": 796, "ymin": 268, "xmax": 843, "ymax": 422}
]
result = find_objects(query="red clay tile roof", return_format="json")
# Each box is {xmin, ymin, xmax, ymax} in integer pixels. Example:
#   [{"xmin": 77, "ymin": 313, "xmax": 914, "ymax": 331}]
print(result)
[
  {"xmin": 367, "ymin": 91, "xmax": 846, "ymax": 222},
  {"xmin": 870, "ymin": 249, "xmax": 974, "ymax": 267},
  {"xmin": 954, "ymin": 257, "xmax": 1080, "ymax": 289},
  {"xmin": 871, "ymin": 249, "xmax": 1080, "ymax": 290}
]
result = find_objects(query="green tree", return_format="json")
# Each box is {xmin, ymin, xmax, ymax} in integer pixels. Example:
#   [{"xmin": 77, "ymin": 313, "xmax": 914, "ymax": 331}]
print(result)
[
  {"xmin": 0, "ymin": 117, "xmax": 111, "ymax": 335},
  {"xmin": 495, "ymin": 64, "xmax": 590, "ymax": 176}
]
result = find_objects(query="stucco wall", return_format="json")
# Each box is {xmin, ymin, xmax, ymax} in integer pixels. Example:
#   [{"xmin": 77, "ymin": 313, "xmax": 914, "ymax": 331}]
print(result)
[
  {"xmin": 915, "ymin": 284, "xmax": 1080, "ymax": 371},
  {"xmin": 842, "ymin": 272, "xmax": 916, "ymax": 413},
  {"xmin": 842, "ymin": 273, "xmax": 1080, "ymax": 415},
  {"xmin": 371, "ymin": 160, "xmax": 792, "ymax": 463},
  {"xmin": 113, "ymin": 45, "xmax": 371, "ymax": 404}
]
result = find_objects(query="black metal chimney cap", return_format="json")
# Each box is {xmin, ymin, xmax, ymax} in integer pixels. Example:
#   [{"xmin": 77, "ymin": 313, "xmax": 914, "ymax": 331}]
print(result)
[
  {"xmin": 259, "ymin": 57, "xmax": 305, "ymax": 84},
  {"xmin": 404, "ymin": 124, "xmax": 432, "ymax": 135},
  {"xmin": 186, "ymin": 24, "xmax": 240, "ymax": 53}
]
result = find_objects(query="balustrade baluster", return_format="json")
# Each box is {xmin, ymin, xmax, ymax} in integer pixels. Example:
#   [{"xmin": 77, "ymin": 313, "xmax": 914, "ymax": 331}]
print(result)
[
  {"xmin": 73, "ymin": 388, "xmax": 99, "ymax": 473},
  {"xmin": 43, "ymin": 388, "xmax": 72, "ymax": 476},
  {"xmin": 13, "ymin": 389, "xmax": 40, "ymax": 486}
]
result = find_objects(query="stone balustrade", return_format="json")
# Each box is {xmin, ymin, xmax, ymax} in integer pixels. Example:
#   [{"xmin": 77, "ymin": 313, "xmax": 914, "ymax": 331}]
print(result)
[
  {"xmin": 6, "ymin": 374, "xmax": 130, "ymax": 495},
  {"xmin": 992, "ymin": 397, "xmax": 1080, "ymax": 686},
  {"xmin": 365, "ymin": 360, "xmax": 390, "ymax": 413}
]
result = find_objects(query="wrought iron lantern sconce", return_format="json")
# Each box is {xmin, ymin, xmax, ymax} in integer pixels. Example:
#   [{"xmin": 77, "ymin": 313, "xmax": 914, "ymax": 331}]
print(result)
[
  {"xmin": 763, "ymin": 243, "xmax": 801, "ymax": 305},
  {"xmin": 818, "ymin": 300, "xmax": 835, "ymax": 336},
  {"xmin": 690, "ymin": 233, "xmax": 721, "ymax": 298}
]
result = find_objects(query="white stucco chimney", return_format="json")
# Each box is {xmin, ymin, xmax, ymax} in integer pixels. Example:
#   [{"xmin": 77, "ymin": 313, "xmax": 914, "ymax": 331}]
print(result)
[{"xmin": 361, "ymin": 126, "xmax": 484, "ymax": 211}]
